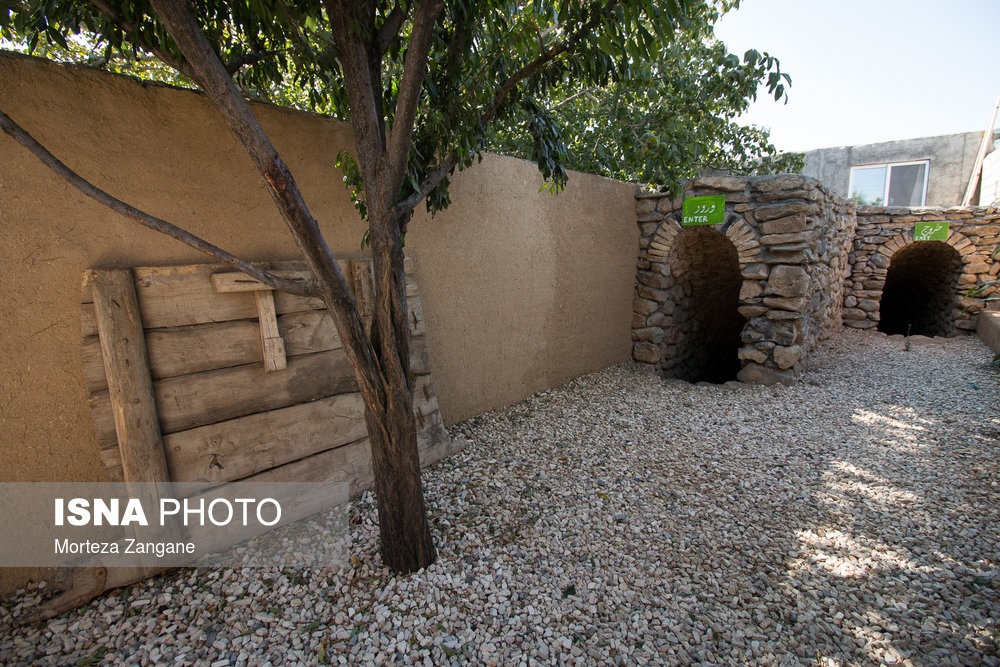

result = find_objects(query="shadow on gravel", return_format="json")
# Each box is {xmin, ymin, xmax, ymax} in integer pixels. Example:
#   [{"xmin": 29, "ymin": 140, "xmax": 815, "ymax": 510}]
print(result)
[
  {"xmin": 778, "ymin": 385, "xmax": 1000, "ymax": 664},
  {"xmin": 1, "ymin": 334, "xmax": 997, "ymax": 666}
]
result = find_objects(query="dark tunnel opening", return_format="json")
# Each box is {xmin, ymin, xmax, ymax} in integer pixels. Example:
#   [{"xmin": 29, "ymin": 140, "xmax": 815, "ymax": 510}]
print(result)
[
  {"xmin": 672, "ymin": 227, "xmax": 747, "ymax": 383},
  {"xmin": 877, "ymin": 241, "xmax": 963, "ymax": 337}
]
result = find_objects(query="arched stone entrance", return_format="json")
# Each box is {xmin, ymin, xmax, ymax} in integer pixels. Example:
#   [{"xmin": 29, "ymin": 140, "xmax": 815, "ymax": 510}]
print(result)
[
  {"xmin": 634, "ymin": 210, "xmax": 764, "ymax": 383},
  {"xmin": 878, "ymin": 241, "xmax": 964, "ymax": 336},
  {"xmin": 633, "ymin": 175, "xmax": 859, "ymax": 385},
  {"xmin": 672, "ymin": 227, "xmax": 746, "ymax": 383},
  {"xmin": 844, "ymin": 215, "xmax": 996, "ymax": 333}
]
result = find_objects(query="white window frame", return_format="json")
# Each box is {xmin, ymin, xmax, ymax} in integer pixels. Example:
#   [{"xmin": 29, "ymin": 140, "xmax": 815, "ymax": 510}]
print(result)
[{"xmin": 848, "ymin": 159, "xmax": 930, "ymax": 207}]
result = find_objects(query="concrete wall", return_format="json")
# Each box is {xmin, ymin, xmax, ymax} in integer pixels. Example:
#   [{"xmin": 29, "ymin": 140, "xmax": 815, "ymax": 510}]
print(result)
[
  {"xmin": 802, "ymin": 132, "xmax": 985, "ymax": 206},
  {"xmin": 0, "ymin": 51, "xmax": 636, "ymax": 488},
  {"xmin": 981, "ymin": 149, "xmax": 1000, "ymax": 206}
]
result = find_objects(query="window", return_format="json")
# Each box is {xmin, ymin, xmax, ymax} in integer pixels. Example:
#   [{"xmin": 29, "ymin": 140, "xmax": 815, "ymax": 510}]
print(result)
[{"xmin": 849, "ymin": 161, "xmax": 929, "ymax": 206}]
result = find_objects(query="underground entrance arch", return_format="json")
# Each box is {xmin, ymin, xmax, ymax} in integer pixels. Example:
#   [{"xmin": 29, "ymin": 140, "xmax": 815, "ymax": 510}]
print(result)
[
  {"xmin": 634, "ymin": 176, "xmax": 867, "ymax": 385},
  {"xmin": 671, "ymin": 227, "xmax": 746, "ymax": 382},
  {"xmin": 636, "ymin": 213, "xmax": 762, "ymax": 384},
  {"xmin": 878, "ymin": 241, "xmax": 964, "ymax": 337}
]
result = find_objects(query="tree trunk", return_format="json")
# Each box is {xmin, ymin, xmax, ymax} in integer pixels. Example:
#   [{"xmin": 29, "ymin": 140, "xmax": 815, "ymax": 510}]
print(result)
[
  {"xmin": 362, "ymin": 206, "xmax": 436, "ymax": 571},
  {"xmin": 363, "ymin": 382, "xmax": 436, "ymax": 571},
  {"xmin": 307, "ymin": 232, "xmax": 436, "ymax": 572},
  {"xmin": 144, "ymin": 0, "xmax": 438, "ymax": 573}
]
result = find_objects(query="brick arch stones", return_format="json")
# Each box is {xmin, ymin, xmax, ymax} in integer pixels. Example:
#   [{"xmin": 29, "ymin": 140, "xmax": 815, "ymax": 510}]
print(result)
[{"xmin": 634, "ymin": 211, "xmax": 763, "ymax": 383}]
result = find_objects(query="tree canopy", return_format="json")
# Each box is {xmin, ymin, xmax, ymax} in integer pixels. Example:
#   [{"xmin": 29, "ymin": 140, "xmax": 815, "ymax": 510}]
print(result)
[
  {"xmin": 3, "ymin": 0, "xmax": 800, "ymax": 199},
  {"xmin": 488, "ymin": 17, "xmax": 803, "ymax": 193}
]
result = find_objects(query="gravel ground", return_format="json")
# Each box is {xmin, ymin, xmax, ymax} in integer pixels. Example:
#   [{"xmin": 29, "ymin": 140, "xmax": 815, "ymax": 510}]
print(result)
[{"xmin": 2, "ymin": 329, "xmax": 999, "ymax": 666}]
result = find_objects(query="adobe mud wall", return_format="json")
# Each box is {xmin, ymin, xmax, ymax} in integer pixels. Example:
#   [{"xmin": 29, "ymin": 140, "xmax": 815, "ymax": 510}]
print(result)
[{"xmin": 0, "ymin": 52, "xmax": 636, "ymax": 482}]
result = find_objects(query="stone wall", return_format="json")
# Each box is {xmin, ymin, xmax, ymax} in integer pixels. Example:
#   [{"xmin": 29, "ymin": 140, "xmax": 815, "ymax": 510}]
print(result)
[
  {"xmin": 843, "ymin": 207, "xmax": 1000, "ymax": 334},
  {"xmin": 633, "ymin": 175, "xmax": 856, "ymax": 385}
]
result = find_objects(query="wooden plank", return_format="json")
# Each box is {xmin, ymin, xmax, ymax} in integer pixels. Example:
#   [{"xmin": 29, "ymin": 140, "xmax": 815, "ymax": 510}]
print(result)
[
  {"xmin": 408, "ymin": 295, "xmax": 426, "ymax": 337},
  {"xmin": 86, "ymin": 389, "xmax": 122, "ymax": 470},
  {"xmin": 82, "ymin": 262, "xmax": 314, "ymax": 301},
  {"xmin": 235, "ymin": 438, "xmax": 367, "ymax": 487},
  {"xmin": 163, "ymin": 393, "xmax": 368, "ymax": 483},
  {"xmin": 85, "ymin": 392, "xmax": 113, "ymax": 443},
  {"xmin": 84, "ymin": 306, "xmax": 425, "ymax": 394},
  {"xmin": 80, "ymin": 293, "xmax": 324, "ymax": 338},
  {"xmin": 81, "ymin": 264, "xmax": 325, "ymax": 335},
  {"xmin": 89, "ymin": 345, "xmax": 434, "ymax": 450},
  {"xmin": 99, "ymin": 450, "xmax": 124, "ymax": 482},
  {"xmin": 254, "ymin": 291, "xmax": 287, "ymax": 372},
  {"xmin": 91, "ymin": 269, "xmax": 179, "ymax": 576},
  {"xmin": 90, "ymin": 269, "xmax": 169, "ymax": 484},
  {"xmin": 90, "ymin": 349, "xmax": 358, "ymax": 442},
  {"xmin": 417, "ymin": 409, "xmax": 459, "ymax": 468},
  {"xmin": 211, "ymin": 272, "xmax": 294, "ymax": 293},
  {"xmin": 14, "ymin": 567, "xmax": 109, "ymax": 625},
  {"xmin": 83, "ymin": 310, "xmax": 347, "ymax": 392},
  {"xmin": 80, "ymin": 261, "xmax": 391, "ymax": 335},
  {"xmin": 412, "ymin": 374, "xmax": 440, "ymax": 416},
  {"xmin": 349, "ymin": 260, "xmax": 375, "ymax": 318},
  {"xmin": 155, "ymin": 348, "xmax": 357, "ymax": 434},
  {"xmin": 95, "ymin": 376, "xmax": 438, "ymax": 477},
  {"xmin": 240, "ymin": 404, "xmax": 456, "ymax": 495},
  {"xmin": 409, "ymin": 334, "xmax": 431, "ymax": 377}
]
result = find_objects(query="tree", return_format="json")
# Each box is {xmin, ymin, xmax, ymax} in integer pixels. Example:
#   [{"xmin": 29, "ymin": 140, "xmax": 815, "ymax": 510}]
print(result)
[
  {"xmin": 2, "ymin": 0, "xmax": 721, "ymax": 573},
  {"xmin": 488, "ymin": 18, "xmax": 804, "ymax": 194}
]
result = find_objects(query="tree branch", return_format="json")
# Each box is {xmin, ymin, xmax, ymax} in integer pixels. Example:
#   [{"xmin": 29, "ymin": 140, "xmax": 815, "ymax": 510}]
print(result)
[
  {"xmin": 479, "ymin": 0, "xmax": 619, "ymax": 131},
  {"xmin": 147, "ymin": 0, "xmax": 389, "ymax": 410},
  {"xmin": 324, "ymin": 0, "xmax": 388, "ymax": 180},
  {"xmin": 277, "ymin": 0, "xmax": 337, "ymax": 51},
  {"xmin": 376, "ymin": 5, "xmax": 406, "ymax": 56},
  {"xmin": 0, "ymin": 108, "xmax": 318, "ymax": 297},
  {"xmin": 86, "ymin": 0, "xmax": 198, "ymax": 81},
  {"xmin": 394, "ymin": 2, "xmax": 618, "ymax": 220},
  {"xmin": 551, "ymin": 87, "xmax": 599, "ymax": 110},
  {"xmin": 225, "ymin": 49, "xmax": 285, "ymax": 75},
  {"xmin": 384, "ymin": 1, "xmax": 442, "ymax": 199},
  {"xmin": 395, "ymin": 152, "xmax": 458, "ymax": 216},
  {"xmin": 442, "ymin": 11, "xmax": 468, "ymax": 99}
]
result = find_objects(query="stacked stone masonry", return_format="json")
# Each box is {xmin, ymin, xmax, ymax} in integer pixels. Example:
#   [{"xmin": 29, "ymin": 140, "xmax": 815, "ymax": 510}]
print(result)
[
  {"xmin": 634, "ymin": 178, "xmax": 1000, "ymax": 385},
  {"xmin": 633, "ymin": 175, "xmax": 856, "ymax": 386},
  {"xmin": 845, "ymin": 206, "xmax": 1000, "ymax": 335}
]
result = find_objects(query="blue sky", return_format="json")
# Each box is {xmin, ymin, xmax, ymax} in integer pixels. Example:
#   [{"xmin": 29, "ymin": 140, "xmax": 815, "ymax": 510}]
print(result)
[{"xmin": 713, "ymin": 0, "xmax": 1000, "ymax": 152}]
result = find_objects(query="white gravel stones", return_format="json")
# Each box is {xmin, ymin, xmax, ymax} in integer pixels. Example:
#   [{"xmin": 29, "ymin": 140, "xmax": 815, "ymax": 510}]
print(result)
[{"xmin": 2, "ymin": 329, "xmax": 999, "ymax": 665}]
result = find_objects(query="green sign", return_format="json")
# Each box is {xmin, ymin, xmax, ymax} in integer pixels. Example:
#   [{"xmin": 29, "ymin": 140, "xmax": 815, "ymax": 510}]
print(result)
[
  {"xmin": 914, "ymin": 221, "xmax": 949, "ymax": 241},
  {"xmin": 682, "ymin": 195, "xmax": 726, "ymax": 226}
]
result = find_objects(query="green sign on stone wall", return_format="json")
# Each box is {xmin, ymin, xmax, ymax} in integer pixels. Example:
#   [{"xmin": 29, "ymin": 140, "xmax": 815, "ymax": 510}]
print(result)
[
  {"xmin": 682, "ymin": 195, "xmax": 726, "ymax": 226},
  {"xmin": 914, "ymin": 221, "xmax": 949, "ymax": 241}
]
